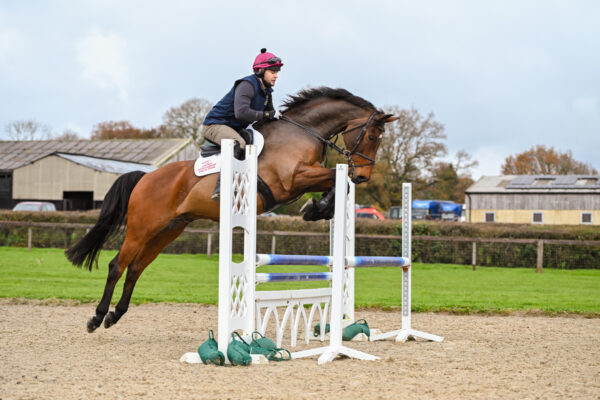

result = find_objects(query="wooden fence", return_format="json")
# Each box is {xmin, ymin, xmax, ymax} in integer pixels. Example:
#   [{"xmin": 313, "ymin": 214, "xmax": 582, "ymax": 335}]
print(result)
[{"xmin": 1, "ymin": 221, "xmax": 600, "ymax": 270}]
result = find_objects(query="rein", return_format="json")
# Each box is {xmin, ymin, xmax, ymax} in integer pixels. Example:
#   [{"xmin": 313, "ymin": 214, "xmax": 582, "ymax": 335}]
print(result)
[{"xmin": 279, "ymin": 111, "xmax": 378, "ymax": 177}]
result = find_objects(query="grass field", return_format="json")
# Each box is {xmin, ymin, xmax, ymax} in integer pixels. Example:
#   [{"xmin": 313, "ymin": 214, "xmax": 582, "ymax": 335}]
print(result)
[{"xmin": 1, "ymin": 246, "xmax": 599, "ymax": 314}]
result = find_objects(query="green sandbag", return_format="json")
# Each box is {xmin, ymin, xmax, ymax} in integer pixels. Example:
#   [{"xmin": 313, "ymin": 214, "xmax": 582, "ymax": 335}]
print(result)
[
  {"xmin": 227, "ymin": 332, "xmax": 252, "ymax": 366},
  {"xmin": 313, "ymin": 322, "xmax": 330, "ymax": 337},
  {"xmin": 197, "ymin": 330, "xmax": 225, "ymax": 366},
  {"xmin": 249, "ymin": 331, "xmax": 291, "ymax": 361},
  {"xmin": 313, "ymin": 319, "xmax": 371, "ymax": 341},
  {"xmin": 342, "ymin": 319, "xmax": 371, "ymax": 341}
]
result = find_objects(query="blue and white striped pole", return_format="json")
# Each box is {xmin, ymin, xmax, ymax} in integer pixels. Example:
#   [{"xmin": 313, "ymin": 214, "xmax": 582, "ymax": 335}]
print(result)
[{"xmin": 256, "ymin": 272, "xmax": 332, "ymax": 283}]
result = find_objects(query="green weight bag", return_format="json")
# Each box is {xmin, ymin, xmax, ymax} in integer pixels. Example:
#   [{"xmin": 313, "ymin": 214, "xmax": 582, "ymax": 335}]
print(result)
[
  {"xmin": 313, "ymin": 322, "xmax": 330, "ymax": 337},
  {"xmin": 227, "ymin": 332, "xmax": 252, "ymax": 366},
  {"xmin": 342, "ymin": 319, "xmax": 371, "ymax": 341},
  {"xmin": 197, "ymin": 329, "xmax": 225, "ymax": 366},
  {"xmin": 249, "ymin": 331, "xmax": 291, "ymax": 362}
]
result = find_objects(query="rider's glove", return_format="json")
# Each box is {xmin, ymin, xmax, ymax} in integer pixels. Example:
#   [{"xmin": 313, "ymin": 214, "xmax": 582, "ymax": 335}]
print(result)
[{"xmin": 264, "ymin": 109, "xmax": 281, "ymax": 120}]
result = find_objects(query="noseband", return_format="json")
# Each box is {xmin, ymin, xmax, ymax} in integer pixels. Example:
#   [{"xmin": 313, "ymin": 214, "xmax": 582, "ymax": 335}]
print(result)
[{"xmin": 279, "ymin": 111, "xmax": 378, "ymax": 177}]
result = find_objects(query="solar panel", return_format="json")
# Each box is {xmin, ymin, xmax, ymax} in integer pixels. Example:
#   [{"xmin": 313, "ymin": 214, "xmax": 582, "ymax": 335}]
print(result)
[
  {"xmin": 509, "ymin": 176, "xmax": 535, "ymax": 186},
  {"xmin": 553, "ymin": 176, "xmax": 577, "ymax": 185}
]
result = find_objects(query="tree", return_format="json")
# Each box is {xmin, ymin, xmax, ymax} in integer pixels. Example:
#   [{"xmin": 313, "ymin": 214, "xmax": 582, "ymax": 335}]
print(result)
[
  {"xmin": 354, "ymin": 106, "xmax": 447, "ymax": 209},
  {"xmin": 4, "ymin": 119, "xmax": 51, "ymax": 141},
  {"xmin": 419, "ymin": 160, "xmax": 475, "ymax": 203},
  {"xmin": 90, "ymin": 121, "xmax": 159, "ymax": 139},
  {"xmin": 501, "ymin": 145, "xmax": 597, "ymax": 175},
  {"xmin": 53, "ymin": 129, "xmax": 81, "ymax": 141},
  {"xmin": 160, "ymin": 97, "xmax": 212, "ymax": 145}
]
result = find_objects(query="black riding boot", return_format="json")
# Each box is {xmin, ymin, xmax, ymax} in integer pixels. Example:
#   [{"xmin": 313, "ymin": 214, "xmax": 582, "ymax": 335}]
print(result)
[{"xmin": 233, "ymin": 142, "xmax": 245, "ymax": 160}]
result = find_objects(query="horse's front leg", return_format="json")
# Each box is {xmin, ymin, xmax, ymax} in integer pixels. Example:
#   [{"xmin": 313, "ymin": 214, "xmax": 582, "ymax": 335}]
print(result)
[
  {"xmin": 291, "ymin": 166, "xmax": 338, "ymax": 221},
  {"xmin": 291, "ymin": 166, "xmax": 336, "ymax": 193}
]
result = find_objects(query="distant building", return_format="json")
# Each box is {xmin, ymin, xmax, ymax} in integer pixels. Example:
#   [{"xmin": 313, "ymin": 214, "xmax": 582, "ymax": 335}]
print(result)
[
  {"xmin": 465, "ymin": 175, "xmax": 600, "ymax": 225},
  {"xmin": 0, "ymin": 139, "xmax": 197, "ymax": 210}
]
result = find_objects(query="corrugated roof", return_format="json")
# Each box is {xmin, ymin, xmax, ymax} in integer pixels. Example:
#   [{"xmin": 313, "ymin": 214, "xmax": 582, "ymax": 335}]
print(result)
[
  {"xmin": 55, "ymin": 153, "xmax": 156, "ymax": 174},
  {"xmin": 467, "ymin": 175, "xmax": 600, "ymax": 193},
  {"xmin": 0, "ymin": 139, "xmax": 192, "ymax": 171}
]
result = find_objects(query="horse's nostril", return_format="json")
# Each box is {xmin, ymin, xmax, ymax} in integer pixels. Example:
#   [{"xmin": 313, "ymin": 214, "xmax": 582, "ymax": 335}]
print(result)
[{"xmin": 352, "ymin": 176, "xmax": 368, "ymax": 184}]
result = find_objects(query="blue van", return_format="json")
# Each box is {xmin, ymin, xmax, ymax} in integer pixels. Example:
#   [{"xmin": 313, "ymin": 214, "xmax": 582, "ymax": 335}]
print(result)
[{"xmin": 389, "ymin": 200, "xmax": 463, "ymax": 221}]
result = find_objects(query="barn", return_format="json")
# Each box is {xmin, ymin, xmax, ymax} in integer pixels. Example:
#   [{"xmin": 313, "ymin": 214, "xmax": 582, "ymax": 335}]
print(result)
[
  {"xmin": 0, "ymin": 139, "xmax": 197, "ymax": 210},
  {"xmin": 465, "ymin": 175, "xmax": 600, "ymax": 225}
]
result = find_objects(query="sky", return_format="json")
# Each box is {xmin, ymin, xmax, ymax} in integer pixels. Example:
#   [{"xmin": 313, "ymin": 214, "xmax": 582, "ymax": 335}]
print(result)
[{"xmin": 1, "ymin": 0, "xmax": 599, "ymax": 179}]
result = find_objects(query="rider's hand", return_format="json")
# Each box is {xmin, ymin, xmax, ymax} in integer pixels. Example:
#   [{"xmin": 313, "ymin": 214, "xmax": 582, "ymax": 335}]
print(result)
[{"xmin": 264, "ymin": 109, "xmax": 281, "ymax": 120}]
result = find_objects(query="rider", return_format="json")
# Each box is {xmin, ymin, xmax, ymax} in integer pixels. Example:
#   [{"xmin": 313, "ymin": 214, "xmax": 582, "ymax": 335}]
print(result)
[{"xmin": 202, "ymin": 48, "xmax": 283, "ymax": 199}]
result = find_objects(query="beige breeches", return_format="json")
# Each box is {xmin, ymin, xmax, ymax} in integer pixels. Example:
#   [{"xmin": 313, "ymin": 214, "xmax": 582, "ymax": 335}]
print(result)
[{"xmin": 202, "ymin": 124, "xmax": 247, "ymax": 149}]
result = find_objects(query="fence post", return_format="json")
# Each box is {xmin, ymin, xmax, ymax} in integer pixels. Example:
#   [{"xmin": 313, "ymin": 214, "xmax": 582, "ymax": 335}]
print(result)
[
  {"xmin": 536, "ymin": 240, "xmax": 544, "ymax": 273},
  {"xmin": 471, "ymin": 242, "xmax": 477, "ymax": 271},
  {"xmin": 271, "ymin": 235, "xmax": 276, "ymax": 254},
  {"xmin": 27, "ymin": 227, "xmax": 32, "ymax": 252},
  {"xmin": 207, "ymin": 233, "xmax": 212, "ymax": 259}
]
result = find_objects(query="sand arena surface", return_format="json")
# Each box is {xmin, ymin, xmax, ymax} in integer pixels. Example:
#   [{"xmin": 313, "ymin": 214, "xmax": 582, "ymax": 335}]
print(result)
[{"xmin": 1, "ymin": 300, "xmax": 599, "ymax": 400}]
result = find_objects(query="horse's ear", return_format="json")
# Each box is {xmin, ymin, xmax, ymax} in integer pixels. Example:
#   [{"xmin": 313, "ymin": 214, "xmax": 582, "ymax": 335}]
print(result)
[{"xmin": 379, "ymin": 114, "xmax": 398, "ymax": 123}]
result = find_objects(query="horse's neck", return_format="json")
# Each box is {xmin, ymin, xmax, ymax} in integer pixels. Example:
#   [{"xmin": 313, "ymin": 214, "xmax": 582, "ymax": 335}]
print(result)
[
  {"xmin": 259, "ymin": 102, "xmax": 364, "ymax": 160},
  {"xmin": 283, "ymin": 104, "xmax": 362, "ymax": 140}
]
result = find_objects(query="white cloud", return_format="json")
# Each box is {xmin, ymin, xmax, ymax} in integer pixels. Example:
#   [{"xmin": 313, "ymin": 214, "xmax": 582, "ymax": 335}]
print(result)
[{"xmin": 76, "ymin": 30, "xmax": 129, "ymax": 101}]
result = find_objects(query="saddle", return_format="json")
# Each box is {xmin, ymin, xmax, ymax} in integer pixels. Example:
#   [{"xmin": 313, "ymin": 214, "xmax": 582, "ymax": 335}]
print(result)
[{"xmin": 200, "ymin": 128, "xmax": 254, "ymax": 158}]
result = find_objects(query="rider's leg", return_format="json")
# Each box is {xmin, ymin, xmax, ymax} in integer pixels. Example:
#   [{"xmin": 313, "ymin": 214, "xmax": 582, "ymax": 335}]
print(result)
[
  {"xmin": 201, "ymin": 124, "xmax": 247, "ymax": 149},
  {"xmin": 201, "ymin": 125, "xmax": 248, "ymax": 200}
]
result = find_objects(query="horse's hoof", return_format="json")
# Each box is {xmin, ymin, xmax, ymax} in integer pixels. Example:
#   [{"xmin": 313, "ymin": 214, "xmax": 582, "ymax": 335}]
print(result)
[
  {"xmin": 104, "ymin": 311, "xmax": 117, "ymax": 329},
  {"xmin": 87, "ymin": 317, "xmax": 100, "ymax": 333}
]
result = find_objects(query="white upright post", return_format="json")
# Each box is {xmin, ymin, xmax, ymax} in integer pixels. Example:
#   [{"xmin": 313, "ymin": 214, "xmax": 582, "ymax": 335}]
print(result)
[
  {"xmin": 399, "ymin": 182, "xmax": 414, "ymax": 339},
  {"xmin": 370, "ymin": 182, "xmax": 443, "ymax": 343},
  {"xmin": 217, "ymin": 140, "xmax": 258, "ymax": 363},
  {"xmin": 292, "ymin": 164, "xmax": 378, "ymax": 364},
  {"xmin": 343, "ymin": 181, "xmax": 355, "ymax": 322}
]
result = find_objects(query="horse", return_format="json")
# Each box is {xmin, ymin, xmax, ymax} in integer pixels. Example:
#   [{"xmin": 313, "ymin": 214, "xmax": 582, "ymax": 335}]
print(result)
[{"xmin": 65, "ymin": 87, "xmax": 398, "ymax": 332}]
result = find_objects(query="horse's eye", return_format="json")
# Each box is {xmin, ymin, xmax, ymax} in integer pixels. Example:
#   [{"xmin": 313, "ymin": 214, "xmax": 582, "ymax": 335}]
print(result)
[{"xmin": 368, "ymin": 135, "xmax": 376, "ymax": 142}]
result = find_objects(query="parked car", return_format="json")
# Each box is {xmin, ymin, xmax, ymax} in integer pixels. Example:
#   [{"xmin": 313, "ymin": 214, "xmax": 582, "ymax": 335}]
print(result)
[
  {"xmin": 12, "ymin": 201, "xmax": 56, "ymax": 212},
  {"xmin": 355, "ymin": 206, "xmax": 385, "ymax": 220}
]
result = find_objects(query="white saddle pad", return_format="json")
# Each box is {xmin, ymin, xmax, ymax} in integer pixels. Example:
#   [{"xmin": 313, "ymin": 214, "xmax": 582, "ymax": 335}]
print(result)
[{"xmin": 194, "ymin": 128, "xmax": 264, "ymax": 177}]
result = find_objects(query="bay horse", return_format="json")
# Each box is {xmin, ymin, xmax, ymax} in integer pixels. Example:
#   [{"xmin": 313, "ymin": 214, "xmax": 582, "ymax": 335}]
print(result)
[{"xmin": 66, "ymin": 87, "xmax": 397, "ymax": 332}]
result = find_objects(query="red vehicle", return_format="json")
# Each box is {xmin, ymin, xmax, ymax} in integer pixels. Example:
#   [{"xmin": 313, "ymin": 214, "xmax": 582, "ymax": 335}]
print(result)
[{"xmin": 355, "ymin": 206, "xmax": 385, "ymax": 220}]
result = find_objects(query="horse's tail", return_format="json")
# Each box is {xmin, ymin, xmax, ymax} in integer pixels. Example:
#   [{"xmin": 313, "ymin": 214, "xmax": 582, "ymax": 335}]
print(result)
[{"xmin": 65, "ymin": 171, "xmax": 146, "ymax": 271}]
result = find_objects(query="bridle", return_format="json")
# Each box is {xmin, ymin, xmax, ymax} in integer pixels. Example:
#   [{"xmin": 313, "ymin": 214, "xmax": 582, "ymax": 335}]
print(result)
[{"xmin": 279, "ymin": 111, "xmax": 379, "ymax": 177}]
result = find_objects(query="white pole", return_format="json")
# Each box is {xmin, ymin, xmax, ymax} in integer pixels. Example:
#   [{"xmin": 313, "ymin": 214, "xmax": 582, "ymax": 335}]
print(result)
[
  {"xmin": 343, "ymin": 181, "xmax": 355, "ymax": 322},
  {"xmin": 401, "ymin": 182, "xmax": 412, "ymax": 331}
]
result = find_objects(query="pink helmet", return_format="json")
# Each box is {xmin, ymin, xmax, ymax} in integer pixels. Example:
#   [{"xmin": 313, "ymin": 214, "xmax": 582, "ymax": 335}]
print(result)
[{"xmin": 253, "ymin": 48, "xmax": 283, "ymax": 71}]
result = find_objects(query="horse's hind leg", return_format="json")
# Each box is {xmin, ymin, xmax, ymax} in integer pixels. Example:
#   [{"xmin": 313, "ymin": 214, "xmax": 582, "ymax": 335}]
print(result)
[
  {"xmin": 87, "ymin": 241, "xmax": 138, "ymax": 332},
  {"xmin": 103, "ymin": 217, "xmax": 189, "ymax": 329}
]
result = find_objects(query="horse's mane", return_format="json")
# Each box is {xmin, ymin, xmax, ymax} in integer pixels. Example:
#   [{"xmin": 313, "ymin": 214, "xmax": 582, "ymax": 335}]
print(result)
[{"xmin": 281, "ymin": 87, "xmax": 377, "ymax": 112}]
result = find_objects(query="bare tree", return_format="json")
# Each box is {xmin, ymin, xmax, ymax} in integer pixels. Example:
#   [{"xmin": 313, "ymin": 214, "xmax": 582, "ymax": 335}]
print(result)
[
  {"xmin": 355, "ymin": 106, "xmax": 447, "ymax": 208},
  {"xmin": 5, "ymin": 119, "xmax": 52, "ymax": 141},
  {"xmin": 160, "ymin": 97, "xmax": 212, "ymax": 145},
  {"xmin": 453, "ymin": 150, "xmax": 478, "ymax": 178},
  {"xmin": 502, "ymin": 145, "xmax": 598, "ymax": 175}
]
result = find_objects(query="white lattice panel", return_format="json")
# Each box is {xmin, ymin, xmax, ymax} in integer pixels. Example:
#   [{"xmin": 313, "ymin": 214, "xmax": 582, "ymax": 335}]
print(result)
[
  {"xmin": 255, "ymin": 293, "xmax": 331, "ymax": 348},
  {"xmin": 230, "ymin": 274, "xmax": 249, "ymax": 318}
]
